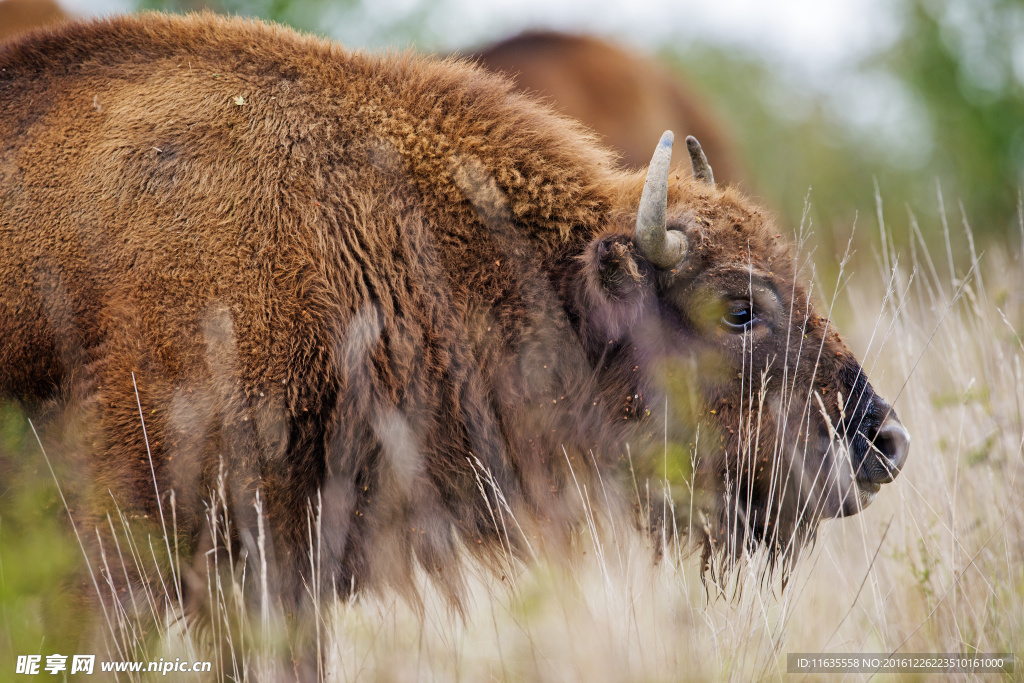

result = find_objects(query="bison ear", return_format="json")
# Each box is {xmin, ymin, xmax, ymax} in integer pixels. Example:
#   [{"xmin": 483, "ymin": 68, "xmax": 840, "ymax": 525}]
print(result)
[{"xmin": 579, "ymin": 232, "xmax": 651, "ymax": 339}]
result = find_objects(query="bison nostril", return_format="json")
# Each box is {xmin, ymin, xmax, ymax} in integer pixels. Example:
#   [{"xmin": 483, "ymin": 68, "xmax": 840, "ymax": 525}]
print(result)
[{"xmin": 858, "ymin": 416, "xmax": 910, "ymax": 484}]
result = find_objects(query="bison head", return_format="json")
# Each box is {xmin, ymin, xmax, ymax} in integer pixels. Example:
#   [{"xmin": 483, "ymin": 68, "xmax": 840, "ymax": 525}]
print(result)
[{"xmin": 578, "ymin": 131, "xmax": 909, "ymax": 575}]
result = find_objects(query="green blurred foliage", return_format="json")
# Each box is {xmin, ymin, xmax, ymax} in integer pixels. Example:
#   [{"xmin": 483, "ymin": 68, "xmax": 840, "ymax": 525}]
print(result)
[
  {"xmin": 137, "ymin": 0, "xmax": 349, "ymax": 34},
  {"xmin": 663, "ymin": 46, "xmax": 906, "ymax": 261},
  {"xmin": 671, "ymin": 0, "xmax": 1024, "ymax": 258},
  {"xmin": 136, "ymin": 0, "xmax": 447, "ymax": 47},
  {"xmin": 883, "ymin": 0, "xmax": 1024, "ymax": 240},
  {"xmin": 0, "ymin": 403, "xmax": 88, "ymax": 664}
]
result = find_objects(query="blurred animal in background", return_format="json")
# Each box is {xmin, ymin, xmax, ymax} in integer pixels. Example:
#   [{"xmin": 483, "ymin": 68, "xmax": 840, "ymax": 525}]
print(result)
[
  {"xmin": 0, "ymin": 12, "xmax": 906, "ymax": 636},
  {"xmin": 475, "ymin": 31, "xmax": 745, "ymax": 185},
  {"xmin": 0, "ymin": 0, "xmax": 67, "ymax": 41}
]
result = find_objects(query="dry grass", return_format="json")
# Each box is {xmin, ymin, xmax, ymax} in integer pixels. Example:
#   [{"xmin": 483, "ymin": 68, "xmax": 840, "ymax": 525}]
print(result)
[
  {"xmin": 318, "ymin": 202, "xmax": 1024, "ymax": 681},
  {"xmin": 3, "ymin": 200, "xmax": 1023, "ymax": 681}
]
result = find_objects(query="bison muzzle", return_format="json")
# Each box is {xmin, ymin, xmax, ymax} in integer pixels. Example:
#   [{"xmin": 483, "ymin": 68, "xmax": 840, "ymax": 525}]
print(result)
[{"xmin": 0, "ymin": 13, "xmax": 908, "ymax": 616}]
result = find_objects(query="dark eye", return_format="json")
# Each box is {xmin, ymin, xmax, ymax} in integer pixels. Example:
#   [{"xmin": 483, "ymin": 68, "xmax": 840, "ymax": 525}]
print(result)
[{"xmin": 721, "ymin": 304, "xmax": 757, "ymax": 332}]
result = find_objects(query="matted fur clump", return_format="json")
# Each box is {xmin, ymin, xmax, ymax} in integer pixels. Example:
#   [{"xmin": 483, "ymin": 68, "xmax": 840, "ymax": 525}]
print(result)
[{"xmin": 0, "ymin": 12, "xmax": 907, "ymax": 620}]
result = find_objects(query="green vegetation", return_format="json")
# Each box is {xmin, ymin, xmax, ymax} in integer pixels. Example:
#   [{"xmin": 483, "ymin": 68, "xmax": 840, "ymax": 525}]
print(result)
[
  {"xmin": 884, "ymin": 0, "xmax": 1024, "ymax": 238},
  {"xmin": 0, "ymin": 404, "xmax": 88, "ymax": 668},
  {"xmin": 2, "ymin": 203, "xmax": 1022, "ymax": 680},
  {"xmin": 2, "ymin": 0, "xmax": 1021, "ymax": 678},
  {"xmin": 671, "ymin": 0, "xmax": 1024, "ymax": 259}
]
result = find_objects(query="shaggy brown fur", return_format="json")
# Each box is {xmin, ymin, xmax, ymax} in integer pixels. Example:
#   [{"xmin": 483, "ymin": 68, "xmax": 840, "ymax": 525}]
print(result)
[
  {"xmin": 474, "ymin": 31, "xmax": 745, "ymax": 184},
  {"xmin": 0, "ymin": 12, "xmax": 905, "ymax": 627}
]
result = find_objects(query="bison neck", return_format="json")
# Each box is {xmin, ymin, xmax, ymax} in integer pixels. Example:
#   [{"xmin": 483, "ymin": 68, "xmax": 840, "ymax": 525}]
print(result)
[{"xmin": 311, "ymin": 204, "xmax": 657, "ymax": 587}]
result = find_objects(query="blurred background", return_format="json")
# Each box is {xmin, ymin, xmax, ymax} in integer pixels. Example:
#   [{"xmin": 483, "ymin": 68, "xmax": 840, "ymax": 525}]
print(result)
[
  {"xmin": 6, "ymin": 0, "xmax": 1022, "ymax": 265},
  {"xmin": 2, "ymin": 1, "xmax": 1023, "ymax": 675}
]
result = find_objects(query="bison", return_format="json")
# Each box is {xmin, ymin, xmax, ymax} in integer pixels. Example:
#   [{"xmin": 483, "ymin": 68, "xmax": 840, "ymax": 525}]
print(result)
[
  {"xmin": 474, "ymin": 31, "xmax": 745, "ymax": 186},
  {"xmin": 0, "ymin": 0, "xmax": 68, "ymax": 42},
  {"xmin": 0, "ymin": 12, "xmax": 907, "ymax": 620}
]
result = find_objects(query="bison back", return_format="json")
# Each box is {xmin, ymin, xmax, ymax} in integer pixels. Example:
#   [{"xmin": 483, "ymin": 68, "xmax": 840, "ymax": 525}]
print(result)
[{"xmin": 0, "ymin": 12, "xmax": 632, "ymax": 610}]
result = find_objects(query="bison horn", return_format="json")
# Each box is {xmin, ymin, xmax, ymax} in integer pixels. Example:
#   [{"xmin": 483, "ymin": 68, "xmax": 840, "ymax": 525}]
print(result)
[
  {"xmin": 686, "ymin": 135, "xmax": 714, "ymax": 185},
  {"xmin": 635, "ymin": 130, "xmax": 687, "ymax": 269}
]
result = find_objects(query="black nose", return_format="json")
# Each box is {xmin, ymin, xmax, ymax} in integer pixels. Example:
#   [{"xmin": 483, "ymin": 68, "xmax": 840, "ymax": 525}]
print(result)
[{"xmin": 858, "ymin": 415, "xmax": 910, "ymax": 484}]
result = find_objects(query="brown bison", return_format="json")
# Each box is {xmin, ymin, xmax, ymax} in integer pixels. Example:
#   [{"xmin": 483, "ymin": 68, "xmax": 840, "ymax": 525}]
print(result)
[
  {"xmin": 0, "ymin": 0, "xmax": 68, "ymax": 42},
  {"xmin": 475, "ymin": 31, "xmax": 745, "ymax": 185},
  {"xmin": 0, "ymin": 12, "xmax": 907, "ymax": 617}
]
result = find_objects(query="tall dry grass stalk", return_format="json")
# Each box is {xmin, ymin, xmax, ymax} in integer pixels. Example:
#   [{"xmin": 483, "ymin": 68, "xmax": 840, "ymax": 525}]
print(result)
[
  {"xmin": 313, "ymin": 200, "xmax": 1024, "ymax": 681},
  {"xmin": 8, "ymin": 198, "xmax": 1023, "ymax": 681}
]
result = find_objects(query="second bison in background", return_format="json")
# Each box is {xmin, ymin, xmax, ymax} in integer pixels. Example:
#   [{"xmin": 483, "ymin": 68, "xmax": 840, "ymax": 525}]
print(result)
[
  {"xmin": 0, "ymin": 13, "xmax": 907, "ymax": 618},
  {"xmin": 475, "ymin": 31, "xmax": 745, "ymax": 184},
  {"xmin": 0, "ymin": 0, "xmax": 68, "ymax": 42}
]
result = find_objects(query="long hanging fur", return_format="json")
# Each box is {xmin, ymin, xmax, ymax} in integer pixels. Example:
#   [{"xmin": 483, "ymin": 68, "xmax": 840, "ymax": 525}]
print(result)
[{"xmin": 0, "ymin": 11, "xmax": 905, "ymax": 622}]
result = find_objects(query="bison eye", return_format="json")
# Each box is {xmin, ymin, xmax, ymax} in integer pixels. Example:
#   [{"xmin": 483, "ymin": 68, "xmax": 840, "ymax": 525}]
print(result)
[{"xmin": 721, "ymin": 303, "xmax": 756, "ymax": 332}]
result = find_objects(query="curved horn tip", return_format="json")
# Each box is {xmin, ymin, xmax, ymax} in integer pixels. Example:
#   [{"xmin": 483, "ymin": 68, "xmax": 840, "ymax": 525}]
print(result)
[
  {"xmin": 685, "ymin": 135, "xmax": 715, "ymax": 186},
  {"xmin": 658, "ymin": 130, "xmax": 675, "ymax": 148}
]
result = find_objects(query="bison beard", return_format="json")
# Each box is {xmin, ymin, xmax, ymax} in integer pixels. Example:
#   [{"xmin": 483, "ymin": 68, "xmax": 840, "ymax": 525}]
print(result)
[{"xmin": 0, "ymin": 12, "xmax": 908, "ymax": 626}]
